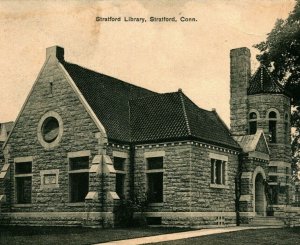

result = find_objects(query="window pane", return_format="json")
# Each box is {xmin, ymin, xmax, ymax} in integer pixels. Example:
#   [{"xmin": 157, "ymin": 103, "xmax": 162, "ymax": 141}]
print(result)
[
  {"xmin": 269, "ymin": 176, "xmax": 277, "ymax": 182},
  {"xmin": 249, "ymin": 121, "xmax": 257, "ymax": 135},
  {"xmin": 116, "ymin": 173, "xmax": 125, "ymax": 198},
  {"xmin": 211, "ymin": 159, "xmax": 215, "ymax": 184},
  {"xmin": 114, "ymin": 157, "xmax": 125, "ymax": 171},
  {"xmin": 70, "ymin": 172, "xmax": 89, "ymax": 202},
  {"xmin": 69, "ymin": 157, "xmax": 89, "ymax": 170},
  {"xmin": 269, "ymin": 121, "xmax": 277, "ymax": 143},
  {"xmin": 216, "ymin": 160, "xmax": 222, "ymax": 184},
  {"xmin": 147, "ymin": 173, "xmax": 163, "ymax": 203},
  {"xmin": 269, "ymin": 111, "xmax": 277, "ymax": 119},
  {"xmin": 147, "ymin": 157, "xmax": 163, "ymax": 170},
  {"xmin": 222, "ymin": 161, "xmax": 226, "ymax": 185},
  {"xmin": 15, "ymin": 162, "xmax": 32, "ymax": 174},
  {"xmin": 16, "ymin": 177, "xmax": 32, "ymax": 204},
  {"xmin": 249, "ymin": 112, "xmax": 257, "ymax": 119}
]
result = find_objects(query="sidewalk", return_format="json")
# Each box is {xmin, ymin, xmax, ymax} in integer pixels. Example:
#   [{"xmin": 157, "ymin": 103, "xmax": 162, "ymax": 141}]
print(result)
[{"xmin": 96, "ymin": 226, "xmax": 281, "ymax": 245}]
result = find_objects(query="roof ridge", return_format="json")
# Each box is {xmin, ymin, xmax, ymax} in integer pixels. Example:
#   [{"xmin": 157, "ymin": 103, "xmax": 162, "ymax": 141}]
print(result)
[
  {"xmin": 129, "ymin": 91, "xmax": 180, "ymax": 102},
  {"xmin": 178, "ymin": 91, "xmax": 191, "ymax": 135},
  {"xmin": 62, "ymin": 61, "xmax": 157, "ymax": 94},
  {"xmin": 261, "ymin": 64, "xmax": 285, "ymax": 91}
]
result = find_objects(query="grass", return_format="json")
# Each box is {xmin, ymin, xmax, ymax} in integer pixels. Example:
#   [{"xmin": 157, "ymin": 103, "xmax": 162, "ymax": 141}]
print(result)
[
  {"xmin": 1, "ymin": 226, "xmax": 300, "ymax": 245},
  {"xmin": 0, "ymin": 225, "xmax": 190, "ymax": 245},
  {"xmin": 153, "ymin": 227, "xmax": 300, "ymax": 245}
]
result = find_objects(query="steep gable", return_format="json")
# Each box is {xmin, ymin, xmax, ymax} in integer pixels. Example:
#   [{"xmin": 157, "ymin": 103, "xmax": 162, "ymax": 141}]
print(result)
[
  {"xmin": 233, "ymin": 129, "xmax": 269, "ymax": 154},
  {"xmin": 3, "ymin": 46, "xmax": 103, "ymax": 151}
]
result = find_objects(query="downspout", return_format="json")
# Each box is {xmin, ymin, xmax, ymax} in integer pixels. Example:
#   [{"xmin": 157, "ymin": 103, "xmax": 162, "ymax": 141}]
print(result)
[
  {"xmin": 235, "ymin": 153, "xmax": 244, "ymax": 226},
  {"xmin": 129, "ymin": 143, "xmax": 135, "ymax": 201}
]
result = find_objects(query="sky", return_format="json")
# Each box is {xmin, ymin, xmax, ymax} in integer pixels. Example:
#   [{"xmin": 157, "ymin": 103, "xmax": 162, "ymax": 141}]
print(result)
[{"xmin": 0, "ymin": 0, "xmax": 295, "ymax": 126}]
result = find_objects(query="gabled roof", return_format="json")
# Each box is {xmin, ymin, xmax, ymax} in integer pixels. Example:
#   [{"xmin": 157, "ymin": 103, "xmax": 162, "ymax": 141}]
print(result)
[
  {"xmin": 62, "ymin": 62, "xmax": 157, "ymax": 142},
  {"xmin": 248, "ymin": 65, "xmax": 289, "ymax": 96},
  {"xmin": 62, "ymin": 60, "xmax": 240, "ymax": 149},
  {"xmin": 233, "ymin": 129, "xmax": 269, "ymax": 154}
]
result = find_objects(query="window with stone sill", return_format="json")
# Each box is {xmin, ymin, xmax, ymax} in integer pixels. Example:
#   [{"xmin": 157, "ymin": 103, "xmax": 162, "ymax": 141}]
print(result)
[
  {"xmin": 113, "ymin": 157, "xmax": 126, "ymax": 199},
  {"xmin": 211, "ymin": 159, "xmax": 226, "ymax": 186},
  {"xmin": 15, "ymin": 161, "xmax": 32, "ymax": 204},
  {"xmin": 209, "ymin": 153, "xmax": 228, "ymax": 189},
  {"xmin": 69, "ymin": 156, "xmax": 89, "ymax": 203},
  {"xmin": 146, "ymin": 157, "xmax": 163, "ymax": 203}
]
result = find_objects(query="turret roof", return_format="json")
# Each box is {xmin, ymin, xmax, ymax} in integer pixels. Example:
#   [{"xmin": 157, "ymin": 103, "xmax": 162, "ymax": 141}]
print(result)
[{"xmin": 247, "ymin": 65, "xmax": 290, "ymax": 97}]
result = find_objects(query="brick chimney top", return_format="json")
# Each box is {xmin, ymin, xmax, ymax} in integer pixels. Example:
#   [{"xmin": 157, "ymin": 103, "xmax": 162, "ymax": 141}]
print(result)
[{"xmin": 46, "ymin": 46, "xmax": 64, "ymax": 62}]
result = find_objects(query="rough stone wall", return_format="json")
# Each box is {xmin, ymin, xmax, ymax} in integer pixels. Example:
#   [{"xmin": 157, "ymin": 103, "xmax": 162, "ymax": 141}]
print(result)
[
  {"xmin": 134, "ymin": 143, "xmax": 192, "ymax": 212},
  {"xmin": 134, "ymin": 142, "xmax": 239, "ymax": 226},
  {"xmin": 230, "ymin": 47, "xmax": 251, "ymax": 136},
  {"xmin": 1, "ymin": 59, "xmax": 105, "ymax": 218},
  {"xmin": 248, "ymin": 93, "xmax": 292, "ymax": 206},
  {"xmin": 190, "ymin": 146, "xmax": 238, "ymax": 213},
  {"xmin": 248, "ymin": 94, "xmax": 291, "ymax": 160}
]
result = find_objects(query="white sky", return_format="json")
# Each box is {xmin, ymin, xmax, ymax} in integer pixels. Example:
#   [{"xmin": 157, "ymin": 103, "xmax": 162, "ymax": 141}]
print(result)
[{"xmin": 0, "ymin": 0, "xmax": 295, "ymax": 126}]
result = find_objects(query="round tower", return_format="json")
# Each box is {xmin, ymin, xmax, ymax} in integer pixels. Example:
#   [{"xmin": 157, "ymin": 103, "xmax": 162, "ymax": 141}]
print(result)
[{"xmin": 247, "ymin": 65, "xmax": 291, "ymax": 207}]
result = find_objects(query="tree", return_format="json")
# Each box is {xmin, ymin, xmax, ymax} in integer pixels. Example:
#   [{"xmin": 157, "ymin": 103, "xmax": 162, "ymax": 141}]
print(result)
[{"xmin": 254, "ymin": 0, "xmax": 300, "ymax": 179}]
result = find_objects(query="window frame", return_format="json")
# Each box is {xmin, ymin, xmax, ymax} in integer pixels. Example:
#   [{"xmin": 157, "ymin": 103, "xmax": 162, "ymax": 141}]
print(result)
[
  {"xmin": 209, "ymin": 153, "xmax": 228, "ymax": 189},
  {"xmin": 68, "ymin": 152, "xmax": 90, "ymax": 203},
  {"xmin": 144, "ymin": 152, "xmax": 165, "ymax": 204},
  {"xmin": 249, "ymin": 111, "xmax": 258, "ymax": 135},
  {"xmin": 113, "ymin": 156, "xmax": 126, "ymax": 199},
  {"xmin": 268, "ymin": 111, "xmax": 277, "ymax": 143},
  {"xmin": 14, "ymin": 159, "xmax": 33, "ymax": 205}
]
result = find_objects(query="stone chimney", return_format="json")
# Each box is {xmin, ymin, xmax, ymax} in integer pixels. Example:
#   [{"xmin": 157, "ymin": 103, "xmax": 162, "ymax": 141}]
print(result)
[
  {"xmin": 230, "ymin": 47, "xmax": 251, "ymax": 136},
  {"xmin": 46, "ymin": 46, "xmax": 64, "ymax": 62}
]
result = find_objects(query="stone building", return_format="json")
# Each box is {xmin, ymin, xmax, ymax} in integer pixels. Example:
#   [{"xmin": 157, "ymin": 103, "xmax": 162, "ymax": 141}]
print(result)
[{"xmin": 0, "ymin": 46, "xmax": 295, "ymax": 227}]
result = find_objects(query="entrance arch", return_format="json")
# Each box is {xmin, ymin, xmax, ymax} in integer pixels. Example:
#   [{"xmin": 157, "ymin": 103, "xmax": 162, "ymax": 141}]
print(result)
[{"xmin": 252, "ymin": 166, "xmax": 267, "ymax": 216}]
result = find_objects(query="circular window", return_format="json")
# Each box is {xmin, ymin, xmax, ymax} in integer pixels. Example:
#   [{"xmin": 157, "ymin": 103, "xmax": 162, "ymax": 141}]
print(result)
[
  {"xmin": 38, "ymin": 111, "xmax": 63, "ymax": 149},
  {"xmin": 42, "ymin": 117, "xmax": 59, "ymax": 143}
]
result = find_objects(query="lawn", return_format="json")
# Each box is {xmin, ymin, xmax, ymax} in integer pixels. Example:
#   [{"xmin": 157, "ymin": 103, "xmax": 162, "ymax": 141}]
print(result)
[
  {"xmin": 1, "ymin": 226, "xmax": 300, "ymax": 245},
  {"xmin": 0, "ymin": 225, "xmax": 190, "ymax": 245},
  {"xmin": 153, "ymin": 227, "xmax": 300, "ymax": 245}
]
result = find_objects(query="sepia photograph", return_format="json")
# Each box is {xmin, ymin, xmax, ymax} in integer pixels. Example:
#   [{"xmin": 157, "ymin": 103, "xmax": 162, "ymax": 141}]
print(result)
[{"xmin": 0, "ymin": 0, "xmax": 300, "ymax": 244}]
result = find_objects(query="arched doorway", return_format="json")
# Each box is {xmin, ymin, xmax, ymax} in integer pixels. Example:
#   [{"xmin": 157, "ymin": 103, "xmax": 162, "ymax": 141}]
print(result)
[{"xmin": 255, "ymin": 173, "xmax": 265, "ymax": 215}]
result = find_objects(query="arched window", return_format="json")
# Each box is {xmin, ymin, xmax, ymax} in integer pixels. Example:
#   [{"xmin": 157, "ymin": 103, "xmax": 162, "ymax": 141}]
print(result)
[
  {"xmin": 285, "ymin": 113, "xmax": 289, "ymax": 144},
  {"xmin": 249, "ymin": 112, "xmax": 257, "ymax": 135},
  {"xmin": 268, "ymin": 111, "xmax": 277, "ymax": 143}
]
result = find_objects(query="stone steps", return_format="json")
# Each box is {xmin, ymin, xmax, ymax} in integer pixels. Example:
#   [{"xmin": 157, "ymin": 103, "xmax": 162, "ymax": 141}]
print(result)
[{"xmin": 250, "ymin": 216, "xmax": 284, "ymax": 227}]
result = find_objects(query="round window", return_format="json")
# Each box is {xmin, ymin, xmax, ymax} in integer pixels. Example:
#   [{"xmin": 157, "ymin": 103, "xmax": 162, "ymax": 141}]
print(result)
[
  {"xmin": 42, "ymin": 117, "xmax": 59, "ymax": 143},
  {"xmin": 37, "ymin": 111, "xmax": 63, "ymax": 149}
]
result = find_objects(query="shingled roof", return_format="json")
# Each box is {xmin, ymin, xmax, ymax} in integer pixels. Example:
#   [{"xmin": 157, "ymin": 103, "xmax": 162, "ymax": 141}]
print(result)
[
  {"xmin": 63, "ymin": 62, "xmax": 157, "ymax": 142},
  {"xmin": 130, "ymin": 91, "xmax": 240, "ymax": 149},
  {"xmin": 248, "ymin": 65, "xmax": 289, "ymax": 96},
  {"xmin": 62, "ymin": 61, "xmax": 240, "ymax": 149}
]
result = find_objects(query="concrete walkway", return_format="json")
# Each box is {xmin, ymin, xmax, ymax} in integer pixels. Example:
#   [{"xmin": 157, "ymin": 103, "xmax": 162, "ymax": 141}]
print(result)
[{"xmin": 96, "ymin": 226, "xmax": 281, "ymax": 245}]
